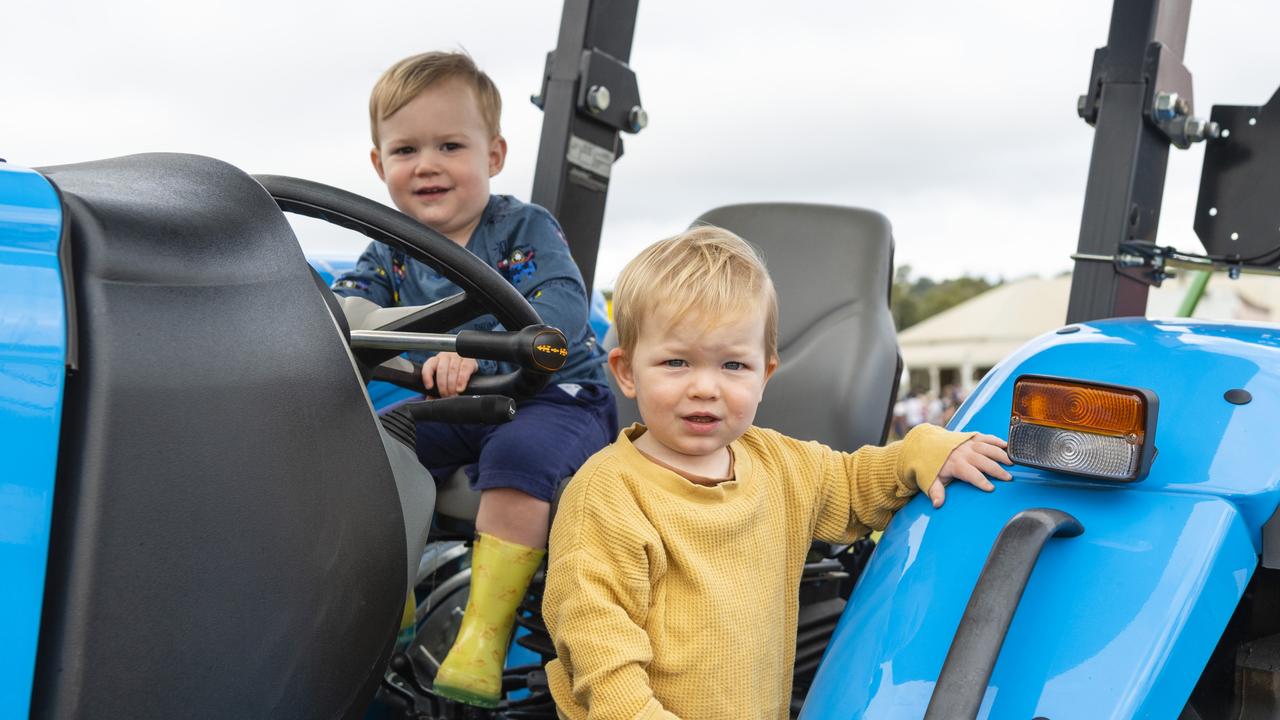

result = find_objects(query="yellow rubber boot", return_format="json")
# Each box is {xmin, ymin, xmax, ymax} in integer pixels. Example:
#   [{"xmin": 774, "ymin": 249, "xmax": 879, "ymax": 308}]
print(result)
[
  {"xmin": 433, "ymin": 532, "xmax": 545, "ymax": 708},
  {"xmin": 396, "ymin": 590, "xmax": 417, "ymax": 650}
]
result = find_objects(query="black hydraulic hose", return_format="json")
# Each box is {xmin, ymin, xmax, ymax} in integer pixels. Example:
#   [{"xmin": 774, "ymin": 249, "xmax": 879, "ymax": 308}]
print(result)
[
  {"xmin": 368, "ymin": 357, "xmax": 546, "ymax": 400},
  {"xmin": 405, "ymin": 395, "xmax": 517, "ymax": 425},
  {"xmin": 923, "ymin": 508, "xmax": 1084, "ymax": 720}
]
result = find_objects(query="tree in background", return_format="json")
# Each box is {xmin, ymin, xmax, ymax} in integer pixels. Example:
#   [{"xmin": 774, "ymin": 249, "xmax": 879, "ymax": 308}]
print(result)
[
  {"xmin": 891, "ymin": 265, "xmax": 997, "ymax": 331},
  {"xmin": 604, "ymin": 267, "xmax": 994, "ymax": 332}
]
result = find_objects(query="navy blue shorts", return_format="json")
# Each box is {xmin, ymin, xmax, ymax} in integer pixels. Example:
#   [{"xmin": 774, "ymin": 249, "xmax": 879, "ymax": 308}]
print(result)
[{"xmin": 411, "ymin": 383, "xmax": 618, "ymax": 502}]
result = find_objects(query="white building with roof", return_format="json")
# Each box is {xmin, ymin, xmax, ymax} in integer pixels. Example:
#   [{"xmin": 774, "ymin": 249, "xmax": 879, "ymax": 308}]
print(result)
[{"xmin": 898, "ymin": 272, "xmax": 1280, "ymax": 396}]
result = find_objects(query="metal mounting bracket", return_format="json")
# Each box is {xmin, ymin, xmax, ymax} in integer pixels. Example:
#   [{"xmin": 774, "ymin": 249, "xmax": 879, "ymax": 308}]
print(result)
[
  {"xmin": 1195, "ymin": 87, "xmax": 1280, "ymax": 262},
  {"xmin": 1078, "ymin": 41, "xmax": 1217, "ymax": 148}
]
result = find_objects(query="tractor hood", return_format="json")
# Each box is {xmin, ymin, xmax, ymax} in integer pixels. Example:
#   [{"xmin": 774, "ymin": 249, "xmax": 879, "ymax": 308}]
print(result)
[{"xmin": 801, "ymin": 318, "xmax": 1280, "ymax": 718}]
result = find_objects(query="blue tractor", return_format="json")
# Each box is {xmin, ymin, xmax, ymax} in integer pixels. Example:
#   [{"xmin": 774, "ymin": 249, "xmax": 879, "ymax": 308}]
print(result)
[
  {"xmin": 4, "ymin": 0, "xmax": 1280, "ymax": 718},
  {"xmin": 798, "ymin": 1, "xmax": 1280, "ymax": 717}
]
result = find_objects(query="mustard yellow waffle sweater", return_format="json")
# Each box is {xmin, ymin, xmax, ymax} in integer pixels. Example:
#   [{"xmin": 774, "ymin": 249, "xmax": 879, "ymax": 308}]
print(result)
[{"xmin": 544, "ymin": 423, "xmax": 973, "ymax": 719}]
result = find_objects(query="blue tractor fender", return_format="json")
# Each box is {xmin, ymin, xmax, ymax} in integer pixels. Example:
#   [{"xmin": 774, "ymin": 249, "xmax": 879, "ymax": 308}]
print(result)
[
  {"xmin": 0, "ymin": 165, "xmax": 68, "ymax": 720},
  {"xmin": 801, "ymin": 319, "xmax": 1280, "ymax": 719}
]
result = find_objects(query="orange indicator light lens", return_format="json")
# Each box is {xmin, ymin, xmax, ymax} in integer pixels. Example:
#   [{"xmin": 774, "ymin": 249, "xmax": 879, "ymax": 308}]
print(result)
[{"xmin": 1012, "ymin": 377, "xmax": 1146, "ymax": 441}]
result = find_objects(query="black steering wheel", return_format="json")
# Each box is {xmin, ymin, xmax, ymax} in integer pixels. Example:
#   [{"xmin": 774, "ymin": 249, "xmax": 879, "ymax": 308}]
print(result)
[{"xmin": 254, "ymin": 174, "xmax": 565, "ymax": 404}]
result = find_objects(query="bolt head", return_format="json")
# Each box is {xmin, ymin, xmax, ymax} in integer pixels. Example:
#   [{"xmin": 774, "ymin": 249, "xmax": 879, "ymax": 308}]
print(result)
[
  {"xmin": 1188, "ymin": 118, "xmax": 1205, "ymax": 140},
  {"xmin": 586, "ymin": 85, "xmax": 611, "ymax": 113},
  {"xmin": 627, "ymin": 105, "xmax": 648, "ymax": 132},
  {"xmin": 1077, "ymin": 94, "xmax": 1088, "ymax": 117},
  {"xmin": 1178, "ymin": 117, "xmax": 1223, "ymax": 145},
  {"xmin": 1154, "ymin": 91, "xmax": 1180, "ymax": 122}
]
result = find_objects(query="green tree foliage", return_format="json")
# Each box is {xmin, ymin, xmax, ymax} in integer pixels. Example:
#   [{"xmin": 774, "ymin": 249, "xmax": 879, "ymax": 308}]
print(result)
[{"xmin": 892, "ymin": 265, "xmax": 998, "ymax": 331}]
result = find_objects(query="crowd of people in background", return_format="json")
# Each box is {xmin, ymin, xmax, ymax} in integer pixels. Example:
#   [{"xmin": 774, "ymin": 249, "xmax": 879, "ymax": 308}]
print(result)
[{"xmin": 890, "ymin": 385, "xmax": 967, "ymax": 440}]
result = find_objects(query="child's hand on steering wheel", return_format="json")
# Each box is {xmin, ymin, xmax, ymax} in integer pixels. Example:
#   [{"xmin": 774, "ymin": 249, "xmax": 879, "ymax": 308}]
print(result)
[
  {"xmin": 422, "ymin": 352, "xmax": 479, "ymax": 398},
  {"xmin": 927, "ymin": 434, "xmax": 1013, "ymax": 508}
]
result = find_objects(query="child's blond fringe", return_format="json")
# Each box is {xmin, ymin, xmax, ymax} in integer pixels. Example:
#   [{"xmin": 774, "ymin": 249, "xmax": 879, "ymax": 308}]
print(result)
[
  {"xmin": 369, "ymin": 50, "xmax": 502, "ymax": 147},
  {"xmin": 613, "ymin": 225, "xmax": 778, "ymax": 360}
]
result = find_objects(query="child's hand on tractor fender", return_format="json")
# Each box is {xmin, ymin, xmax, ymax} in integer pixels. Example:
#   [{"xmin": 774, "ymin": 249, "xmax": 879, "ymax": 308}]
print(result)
[
  {"xmin": 927, "ymin": 434, "xmax": 1012, "ymax": 508},
  {"xmin": 422, "ymin": 352, "xmax": 479, "ymax": 398}
]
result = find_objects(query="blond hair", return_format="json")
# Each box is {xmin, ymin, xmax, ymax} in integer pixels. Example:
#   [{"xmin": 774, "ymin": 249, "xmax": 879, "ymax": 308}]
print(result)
[
  {"xmin": 369, "ymin": 51, "xmax": 502, "ymax": 147},
  {"xmin": 613, "ymin": 226, "xmax": 779, "ymax": 360}
]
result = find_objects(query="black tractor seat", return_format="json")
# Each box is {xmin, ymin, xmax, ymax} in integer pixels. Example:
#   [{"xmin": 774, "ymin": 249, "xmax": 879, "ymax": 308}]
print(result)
[{"xmin": 606, "ymin": 202, "xmax": 901, "ymax": 450}]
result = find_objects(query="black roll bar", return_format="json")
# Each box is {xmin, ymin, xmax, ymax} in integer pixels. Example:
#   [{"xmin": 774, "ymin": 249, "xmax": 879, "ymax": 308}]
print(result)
[
  {"xmin": 530, "ymin": 0, "xmax": 643, "ymax": 295},
  {"xmin": 923, "ymin": 508, "xmax": 1084, "ymax": 720},
  {"xmin": 1066, "ymin": 0, "xmax": 1193, "ymax": 322}
]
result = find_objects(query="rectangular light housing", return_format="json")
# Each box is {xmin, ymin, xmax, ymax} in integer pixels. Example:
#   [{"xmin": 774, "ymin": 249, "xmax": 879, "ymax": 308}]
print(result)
[{"xmin": 1008, "ymin": 375, "xmax": 1158, "ymax": 482}]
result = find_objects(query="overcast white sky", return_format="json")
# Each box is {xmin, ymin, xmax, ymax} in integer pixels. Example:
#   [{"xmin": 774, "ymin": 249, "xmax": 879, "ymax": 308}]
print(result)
[{"xmin": 6, "ymin": 1, "xmax": 1280, "ymax": 288}]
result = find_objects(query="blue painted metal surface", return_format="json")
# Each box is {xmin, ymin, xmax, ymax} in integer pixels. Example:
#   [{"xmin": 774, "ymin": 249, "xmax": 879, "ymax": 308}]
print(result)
[
  {"xmin": 0, "ymin": 165, "xmax": 66, "ymax": 719},
  {"xmin": 802, "ymin": 319, "xmax": 1280, "ymax": 719},
  {"xmin": 307, "ymin": 254, "xmax": 351, "ymax": 287},
  {"xmin": 587, "ymin": 284, "xmax": 610, "ymax": 346}
]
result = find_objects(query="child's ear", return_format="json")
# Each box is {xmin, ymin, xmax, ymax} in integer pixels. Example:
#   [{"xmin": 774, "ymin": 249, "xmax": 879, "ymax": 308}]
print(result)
[
  {"xmin": 488, "ymin": 135, "xmax": 508, "ymax": 177},
  {"xmin": 607, "ymin": 347, "xmax": 637, "ymax": 399},
  {"xmin": 760, "ymin": 355, "xmax": 779, "ymax": 397},
  {"xmin": 370, "ymin": 147, "xmax": 386, "ymax": 181}
]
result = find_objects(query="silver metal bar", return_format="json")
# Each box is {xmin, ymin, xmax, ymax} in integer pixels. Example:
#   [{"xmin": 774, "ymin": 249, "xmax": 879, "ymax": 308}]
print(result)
[
  {"xmin": 348, "ymin": 329, "xmax": 456, "ymax": 353},
  {"xmin": 416, "ymin": 541, "xmax": 469, "ymax": 586},
  {"xmin": 1071, "ymin": 252, "xmax": 1280, "ymax": 278},
  {"xmin": 1070, "ymin": 252, "xmax": 1147, "ymax": 267},
  {"xmin": 1164, "ymin": 256, "xmax": 1280, "ymax": 278},
  {"xmin": 417, "ymin": 568, "xmax": 472, "ymax": 625},
  {"xmin": 1070, "ymin": 253, "xmax": 1121, "ymax": 263}
]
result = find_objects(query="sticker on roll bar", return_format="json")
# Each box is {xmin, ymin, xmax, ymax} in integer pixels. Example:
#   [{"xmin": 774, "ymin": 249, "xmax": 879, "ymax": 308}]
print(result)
[{"xmin": 567, "ymin": 135, "xmax": 614, "ymax": 178}]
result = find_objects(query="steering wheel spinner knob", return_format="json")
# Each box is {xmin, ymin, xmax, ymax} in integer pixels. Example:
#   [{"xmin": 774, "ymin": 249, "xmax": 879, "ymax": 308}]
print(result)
[{"xmin": 532, "ymin": 329, "xmax": 569, "ymax": 372}]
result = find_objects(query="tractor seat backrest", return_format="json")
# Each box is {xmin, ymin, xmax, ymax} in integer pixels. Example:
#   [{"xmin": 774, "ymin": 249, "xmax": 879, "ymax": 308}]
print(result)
[
  {"xmin": 606, "ymin": 203, "xmax": 900, "ymax": 451},
  {"xmin": 31, "ymin": 154, "xmax": 406, "ymax": 720}
]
